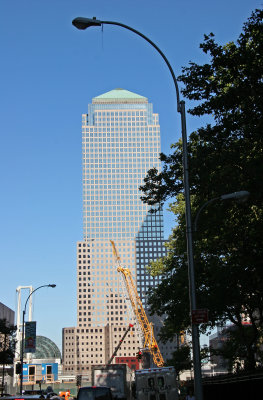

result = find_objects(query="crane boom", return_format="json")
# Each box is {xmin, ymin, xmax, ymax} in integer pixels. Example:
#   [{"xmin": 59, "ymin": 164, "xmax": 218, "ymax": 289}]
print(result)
[
  {"xmin": 110, "ymin": 240, "xmax": 164, "ymax": 367},
  {"xmin": 107, "ymin": 323, "xmax": 134, "ymax": 365}
]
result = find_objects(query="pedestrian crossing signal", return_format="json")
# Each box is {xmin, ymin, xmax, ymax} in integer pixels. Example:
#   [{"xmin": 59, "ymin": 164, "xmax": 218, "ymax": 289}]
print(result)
[{"xmin": 15, "ymin": 363, "xmax": 22, "ymax": 374}]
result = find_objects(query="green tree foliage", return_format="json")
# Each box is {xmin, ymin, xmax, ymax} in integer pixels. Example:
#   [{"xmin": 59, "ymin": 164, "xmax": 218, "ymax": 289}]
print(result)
[
  {"xmin": 167, "ymin": 344, "xmax": 192, "ymax": 375},
  {"xmin": 0, "ymin": 319, "xmax": 16, "ymax": 365},
  {"xmin": 211, "ymin": 325, "xmax": 263, "ymax": 372},
  {"xmin": 166, "ymin": 342, "xmax": 210, "ymax": 375},
  {"xmin": 140, "ymin": 9, "xmax": 263, "ymax": 370}
]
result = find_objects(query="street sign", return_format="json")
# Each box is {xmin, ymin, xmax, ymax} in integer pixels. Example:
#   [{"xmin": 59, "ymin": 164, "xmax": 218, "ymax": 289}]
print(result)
[
  {"xmin": 192, "ymin": 309, "xmax": 209, "ymax": 324},
  {"xmin": 25, "ymin": 321, "xmax": 36, "ymax": 353}
]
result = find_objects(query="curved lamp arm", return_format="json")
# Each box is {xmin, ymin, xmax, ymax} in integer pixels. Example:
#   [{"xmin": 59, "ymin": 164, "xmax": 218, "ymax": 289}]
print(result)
[
  {"xmin": 23, "ymin": 284, "xmax": 56, "ymax": 312},
  {"xmin": 72, "ymin": 17, "xmax": 181, "ymax": 112},
  {"xmin": 193, "ymin": 197, "xmax": 220, "ymax": 232},
  {"xmin": 194, "ymin": 191, "xmax": 250, "ymax": 232}
]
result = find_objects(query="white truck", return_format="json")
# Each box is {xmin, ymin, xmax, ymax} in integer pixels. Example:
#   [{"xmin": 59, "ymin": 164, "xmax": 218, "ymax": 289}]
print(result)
[
  {"xmin": 135, "ymin": 366, "xmax": 178, "ymax": 400},
  {"xmin": 91, "ymin": 364, "xmax": 131, "ymax": 400}
]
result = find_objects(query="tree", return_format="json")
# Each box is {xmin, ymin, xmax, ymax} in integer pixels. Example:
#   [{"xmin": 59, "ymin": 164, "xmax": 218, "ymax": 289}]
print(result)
[
  {"xmin": 167, "ymin": 344, "xmax": 192, "ymax": 375},
  {"xmin": 0, "ymin": 319, "xmax": 16, "ymax": 365},
  {"xmin": 210, "ymin": 324, "xmax": 263, "ymax": 373},
  {"xmin": 166, "ymin": 341, "xmax": 210, "ymax": 375},
  {"xmin": 0, "ymin": 319, "xmax": 16, "ymax": 395},
  {"xmin": 140, "ymin": 9, "xmax": 263, "ymax": 371}
]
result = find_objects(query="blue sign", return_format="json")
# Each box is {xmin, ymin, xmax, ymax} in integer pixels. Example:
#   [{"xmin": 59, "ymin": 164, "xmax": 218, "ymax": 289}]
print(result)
[{"xmin": 25, "ymin": 321, "xmax": 36, "ymax": 353}]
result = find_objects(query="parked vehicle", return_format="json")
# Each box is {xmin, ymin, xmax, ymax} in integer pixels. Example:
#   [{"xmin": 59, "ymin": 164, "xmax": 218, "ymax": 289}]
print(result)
[
  {"xmin": 0, "ymin": 396, "xmax": 46, "ymax": 400},
  {"xmin": 0, "ymin": 391, "xmax": 61, "ymax": 400},
  {"xmin": 135, "ymin": 366, "xmax": 178, "ymax": 400},
  {"xmin": 23, "ymin": 391, "xmax": 45, "ymax": 396},
  {"xmin": 76, "ymin": 386, "xmax": 113, "ymax": 400},
  {"xmin": 91, "ymin": 364, "xmax": 130, "ymax": 400}
]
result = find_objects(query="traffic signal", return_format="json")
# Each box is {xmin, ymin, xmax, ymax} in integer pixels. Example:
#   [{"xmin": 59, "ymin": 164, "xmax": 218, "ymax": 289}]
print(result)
[
  {"xmin": 15, "ymin": 362, "xmax": 22, "ymax": 374},
  {"xmin": 136, "ymin": 351, "xmax": 142, "ymax": 360},
  {"xmin": 180, "ymin": 330, "xmax": 185, "ymax": 344},
  {"xmin": 153, "ymin": 344, "xmax": 158, "ymax": 352},
  {"xmin": 76, "ymin": 375, "xmax": 82, "ymax": 387}
]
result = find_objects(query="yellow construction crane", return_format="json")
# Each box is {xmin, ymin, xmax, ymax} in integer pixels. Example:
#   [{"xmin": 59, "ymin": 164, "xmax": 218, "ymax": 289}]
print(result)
[{"xmin": 110, "ymin": 240, "xmax": 164, "ymax": 367}]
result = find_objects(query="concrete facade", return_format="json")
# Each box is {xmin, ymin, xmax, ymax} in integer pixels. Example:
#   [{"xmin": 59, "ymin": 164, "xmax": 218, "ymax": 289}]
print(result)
[{"xmin": 0, "ymin": 302, "xmax": 15, "ymax": 326}]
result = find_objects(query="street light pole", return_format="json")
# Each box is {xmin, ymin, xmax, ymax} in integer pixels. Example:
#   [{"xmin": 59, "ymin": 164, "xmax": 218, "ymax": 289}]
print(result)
[
  {"xmin": 19, "ymin": 284, "xmax": 56, "ymax": 395},
  {"xmin": 72, "ymin": 17, "xmax": 203, "ymax": 400}
]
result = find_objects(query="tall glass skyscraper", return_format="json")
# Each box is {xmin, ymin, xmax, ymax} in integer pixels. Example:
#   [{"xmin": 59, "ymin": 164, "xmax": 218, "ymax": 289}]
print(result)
[
  {"xmin": 82, "ymin": 88, "xmax": 163, "ymax": 241},
  {"xmin": 62, "ymin": 89, "xmax": 173, "ymax": 376}
]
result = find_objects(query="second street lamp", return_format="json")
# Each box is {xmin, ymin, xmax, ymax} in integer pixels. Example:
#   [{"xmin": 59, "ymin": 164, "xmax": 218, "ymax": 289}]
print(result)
[
  {"xmin": 72, "ymin": 17, "xmax": 203, "ymax": 400},
  {"xmin": 194, "ymin": 191, "xmax": 250, "ymax": 232},
  {"xmin": 20, "ymin": 284, "xmax": 56, "ymax": 395}
]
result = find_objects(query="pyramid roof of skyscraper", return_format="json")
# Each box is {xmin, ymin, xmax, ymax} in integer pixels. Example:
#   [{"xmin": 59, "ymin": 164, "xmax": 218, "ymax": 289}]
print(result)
[{"xmin": 93, "ymin": 88, "xmax": 148, "ymax": 103}]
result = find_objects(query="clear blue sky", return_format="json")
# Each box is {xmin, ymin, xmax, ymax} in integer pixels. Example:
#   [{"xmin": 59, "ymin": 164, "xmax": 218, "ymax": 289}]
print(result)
[{"xmin": 0, "ymin": 0, "xmax": 260, "ymax": 350}]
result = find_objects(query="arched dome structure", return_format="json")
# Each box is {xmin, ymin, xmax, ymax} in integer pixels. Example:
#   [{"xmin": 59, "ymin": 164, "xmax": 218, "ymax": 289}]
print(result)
[{"xmin": 34, "ymin": 335, "xmax": 61, "ymax": 359}]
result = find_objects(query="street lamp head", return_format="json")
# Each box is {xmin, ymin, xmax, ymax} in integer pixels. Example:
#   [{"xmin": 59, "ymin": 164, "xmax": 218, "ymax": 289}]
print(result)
[
  {"xmin": 72, "ymin": 17, "xmax": 102, "ymax": 30},
  {"xmin": 220, "ymin": 190, "xmax": 250, "ymax": 202},
  {"xmin": 194, "ymin": 190, "xmax": 250, "ymax": 232},
  {"xmin": 48, "ymin": 284, "xmax": 56, "ymax": 288}
]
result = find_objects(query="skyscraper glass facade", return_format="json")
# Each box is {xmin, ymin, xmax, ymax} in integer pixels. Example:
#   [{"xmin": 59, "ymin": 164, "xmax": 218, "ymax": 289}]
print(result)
[
  {"xmin": 82, "ymin": 89, "xmax": 163, "ymax": 241},
  {"xmin": 80, "ymin": 89, "xmax": 166, "ymax": 314},
  {"xmin": 63, "ymin": 89, "xmax": 171, "ymax": 375}
]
